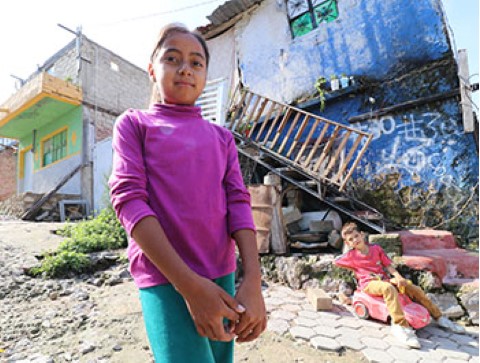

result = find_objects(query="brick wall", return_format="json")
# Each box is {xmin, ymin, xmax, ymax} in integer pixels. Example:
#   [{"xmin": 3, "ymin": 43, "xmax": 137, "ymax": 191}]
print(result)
[
  {"xmin": 95, "ymin": 110, "xmax": 116, "ymax": 142},
  {"xmin": 0, "ymin": 148, "xmax": 17, "ymax": 201}
]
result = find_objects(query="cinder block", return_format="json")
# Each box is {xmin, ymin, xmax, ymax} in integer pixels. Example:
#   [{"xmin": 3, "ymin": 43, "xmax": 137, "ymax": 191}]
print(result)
[
  {"xmin": 328, "ymin": 230, "xmax": 343, "ymax": 249},
  {"xmin": 306, "ymin": 288, "xmax": 333, "ymax": 311},
  {"xmin": 309, "ymin": 220, "xmax": 334, "ymax": 232},
  {"xmin": 282, "ymin": 205, "xmax": 302, "ymax": 225}
]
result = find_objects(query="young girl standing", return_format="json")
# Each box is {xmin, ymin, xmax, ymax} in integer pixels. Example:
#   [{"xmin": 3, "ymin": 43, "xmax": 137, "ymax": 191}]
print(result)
[{"xmin": 109, "ymin": 23, "xmax": 266, "ymax": 363}]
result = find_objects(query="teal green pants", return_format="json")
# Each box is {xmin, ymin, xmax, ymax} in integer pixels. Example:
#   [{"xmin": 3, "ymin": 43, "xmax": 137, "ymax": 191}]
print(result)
[{"xmin": 139, "ymin": 273, "xmax": 234, "ymax": 363}]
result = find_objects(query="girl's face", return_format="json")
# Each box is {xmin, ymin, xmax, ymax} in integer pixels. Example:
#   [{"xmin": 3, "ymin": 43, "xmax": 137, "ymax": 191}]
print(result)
[{"xmin": 148, "ymin": 32, "xmax": 207, "ymax": 106}]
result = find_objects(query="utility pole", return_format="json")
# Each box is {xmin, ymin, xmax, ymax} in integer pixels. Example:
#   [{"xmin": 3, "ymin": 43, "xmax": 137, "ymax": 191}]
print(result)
[{"xmin": 57, "ymin": 24, "xmax": 83, "ymax": 85}]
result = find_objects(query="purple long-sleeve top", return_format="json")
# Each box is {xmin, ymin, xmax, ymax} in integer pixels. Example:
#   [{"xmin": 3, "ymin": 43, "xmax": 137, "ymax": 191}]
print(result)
[{"xmin": 108, "ymin": 103, "xmax": 255, "ymax": 288}]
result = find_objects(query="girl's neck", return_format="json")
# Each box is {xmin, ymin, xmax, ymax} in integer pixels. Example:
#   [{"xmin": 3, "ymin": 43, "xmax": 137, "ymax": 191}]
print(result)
[{"xmin": 151, "ymin": 103, "xmax": 202, "ymax": 116}]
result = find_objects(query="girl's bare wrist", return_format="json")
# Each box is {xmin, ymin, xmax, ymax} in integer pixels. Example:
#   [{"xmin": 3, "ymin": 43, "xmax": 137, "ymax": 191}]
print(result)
[
  {"xmin": 240, "ymin": 269, "xmax": 262, "ymax": 286},
  {"xmin": 174, "ymin": 272, "xmax": 204, "ymax": 299}
]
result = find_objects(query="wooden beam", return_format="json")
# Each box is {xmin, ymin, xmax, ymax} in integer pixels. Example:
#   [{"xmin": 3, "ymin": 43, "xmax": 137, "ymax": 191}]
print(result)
[
  {"xmin": 458, "ymin": 49, "xmax": 474, "ymax": 133},
  {"xmin": 348, "ymin": 89, "xmax": 459, "ymax": 123}
]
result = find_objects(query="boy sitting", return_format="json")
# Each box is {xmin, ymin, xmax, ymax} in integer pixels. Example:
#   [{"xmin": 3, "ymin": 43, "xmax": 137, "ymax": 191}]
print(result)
[{"xmin": 334, "ymin": 222, "xmax": 465, "ymax": 349}]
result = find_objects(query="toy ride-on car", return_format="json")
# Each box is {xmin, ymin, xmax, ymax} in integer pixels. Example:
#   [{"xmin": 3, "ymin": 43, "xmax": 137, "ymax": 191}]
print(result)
[{"xmin": 352, "ymin": 290, "xmax": 431, "ymax": 329}]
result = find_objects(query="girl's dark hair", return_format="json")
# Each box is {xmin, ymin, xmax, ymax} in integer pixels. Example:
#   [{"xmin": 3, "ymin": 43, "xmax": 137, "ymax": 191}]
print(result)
[{"xmin": 150, "ymin": 23, "xmax": 210, "ymax": 66}]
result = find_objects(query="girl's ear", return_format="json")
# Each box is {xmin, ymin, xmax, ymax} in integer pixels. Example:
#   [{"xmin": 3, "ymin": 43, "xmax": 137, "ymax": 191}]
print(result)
[{"xmin": 148, "ymin": 63, "xmax": 156, "ymax": 82}]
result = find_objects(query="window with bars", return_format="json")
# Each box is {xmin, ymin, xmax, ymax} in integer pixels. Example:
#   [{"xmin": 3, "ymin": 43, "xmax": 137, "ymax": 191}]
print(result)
[
  {"xmin": 42, "ymin": 129, "xmax": 67, "ymax": 167},
  {"xmin": 285, "ymin": 0, "xmax": 339, "ymax": 38}
]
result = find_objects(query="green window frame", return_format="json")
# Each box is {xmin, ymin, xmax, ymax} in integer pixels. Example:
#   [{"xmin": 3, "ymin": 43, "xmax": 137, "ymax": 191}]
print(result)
[
  {"xmin": 286, "ymin": 0, "xmax": 339, "ymax": 38},
  {"xmin": 42, "ymin": 129, "xmax": 67, "ymax": 167}
]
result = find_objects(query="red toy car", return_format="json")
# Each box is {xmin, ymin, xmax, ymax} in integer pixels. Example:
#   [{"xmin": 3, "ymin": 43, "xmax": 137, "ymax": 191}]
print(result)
[{"xmin": 352, "ymin": 290, "xmax": 431, "ymax": 329}]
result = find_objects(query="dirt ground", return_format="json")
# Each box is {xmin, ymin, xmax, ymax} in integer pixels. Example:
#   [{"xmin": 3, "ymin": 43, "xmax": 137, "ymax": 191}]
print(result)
[{"xmin": 0, "ymin": 220, "xmax": 366, "ymax": 362}]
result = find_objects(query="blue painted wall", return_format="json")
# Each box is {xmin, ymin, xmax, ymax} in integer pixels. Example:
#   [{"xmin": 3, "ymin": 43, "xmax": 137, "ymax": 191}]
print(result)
[
  {"xmin": 303, "ymin": 58, "xmax": 478, "ymax": 247},
  {"xmin": 223, "ymin": 0, "xmax": 479, "ymax": 246},
  {"xmin": 229, "ymin": 0, "xmax": 452, "ymax": 104},
  {"xmin": 298, "ymin": 0, "xmax": 450, "ymax": 79}
]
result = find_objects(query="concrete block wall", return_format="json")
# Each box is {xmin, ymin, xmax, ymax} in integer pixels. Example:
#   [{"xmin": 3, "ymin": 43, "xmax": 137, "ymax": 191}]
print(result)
[
  {"xmin": 81, "ymin": 38, "xmax": 151, "ymax": 117},
  {"xmin": 94, "ymin": 110, "xmax": 117, "ymax": 142},
  {"xmin": 43, "ymin": 43, "xmax": 78, "ymax": 84},
  {"xmin": 0, "ymin": 148, "xmax": 17, "ymax": 201}
]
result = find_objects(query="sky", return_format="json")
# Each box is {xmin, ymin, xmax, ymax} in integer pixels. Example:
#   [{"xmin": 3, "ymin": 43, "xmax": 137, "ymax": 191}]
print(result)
[{"xmin": 0, "ymin": 0, "xmax": 478, "ymax": 109}]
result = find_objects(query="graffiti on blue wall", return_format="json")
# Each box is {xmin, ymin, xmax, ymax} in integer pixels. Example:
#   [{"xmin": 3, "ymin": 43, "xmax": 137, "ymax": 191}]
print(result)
[{"xmin": 351, "ymin": 106, "xmax": 478, "ymax": 187}]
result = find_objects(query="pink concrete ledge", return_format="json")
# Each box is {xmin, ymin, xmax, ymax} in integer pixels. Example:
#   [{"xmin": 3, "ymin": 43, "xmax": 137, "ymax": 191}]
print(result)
[{"xmin": 396, "ymin": 230, "xmax": 479, "ymax": 286}]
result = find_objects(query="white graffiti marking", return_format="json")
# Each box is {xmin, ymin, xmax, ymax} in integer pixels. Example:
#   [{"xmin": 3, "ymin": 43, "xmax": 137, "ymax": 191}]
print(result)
[{"xmin": 352, "ymin": 111, "xmax": 461, "ymax": 189}]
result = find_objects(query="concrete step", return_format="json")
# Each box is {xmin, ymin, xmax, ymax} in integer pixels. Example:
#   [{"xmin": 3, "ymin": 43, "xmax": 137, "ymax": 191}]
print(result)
[{"xmin": 398, "ymin": 229, "xmax": 479, "ymax": 286}]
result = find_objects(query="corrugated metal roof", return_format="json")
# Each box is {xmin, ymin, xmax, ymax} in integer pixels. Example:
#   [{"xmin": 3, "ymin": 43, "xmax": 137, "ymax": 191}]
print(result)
[{"xmin": 207, "ymin": 0, "xmax": 264, "ymax": 26}]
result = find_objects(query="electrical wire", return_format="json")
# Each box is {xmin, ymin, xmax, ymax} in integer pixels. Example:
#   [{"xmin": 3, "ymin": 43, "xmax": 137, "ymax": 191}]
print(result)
[{"xmin": 98, "ymin": 0, "xmax": 223, "ymax": 26}]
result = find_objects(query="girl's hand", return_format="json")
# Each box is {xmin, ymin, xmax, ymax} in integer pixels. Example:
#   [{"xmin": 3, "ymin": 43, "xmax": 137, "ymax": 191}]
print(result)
[
  {"xmin": 182, "ymin": 276, "xmax": 244, "ymax": 342},
  {"xmin": 234, "ymin": 278, "xmax": 267, "ymax": 343}
]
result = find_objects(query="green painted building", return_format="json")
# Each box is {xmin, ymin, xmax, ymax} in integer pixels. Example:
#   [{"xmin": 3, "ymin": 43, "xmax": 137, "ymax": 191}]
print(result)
[{"xmin": 0, "ymin": 34, "xmax": 150, "ymax": 215}]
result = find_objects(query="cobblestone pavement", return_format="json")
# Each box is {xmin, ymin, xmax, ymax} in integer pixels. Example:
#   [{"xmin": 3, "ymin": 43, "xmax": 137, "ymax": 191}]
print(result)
[{"xmin": 263, "ymin": 284, "xmax": 480, "ymax": 363}]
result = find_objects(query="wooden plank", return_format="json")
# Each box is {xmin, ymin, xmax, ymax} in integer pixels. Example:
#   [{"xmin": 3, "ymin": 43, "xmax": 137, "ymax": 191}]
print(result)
[
  {"xmin": 227, "ymin": 89, "xmax": 246, "ymax": 131},
  {"xmin": 245, "ymin": 94, "xmax": 261, "ymax": 125},
  {"xmin": 269, "ymin": 108, "xmax": 294, "ymax": 150},
  {"xmin": 277, "ymin": 112, "xmax": 302, "ymax": 154},
  {"xmin": 264, "ymin": 173, "xmax": 287, "ymax": 254},
  {"xmin": 324, "ymin": 130, "xmax": 351, "ymax": 177},
  {"xmin": 294, "ymin": 118, "xmax": 320, "ymax": 163},
  {"xmin": 254, "ymin": 100, "xmax": 276, "ymax": 142},
  {"xmin": 313, "ymin": 126, "xmax": 341, "ymax": 173},
  {"xmin": 42, "ymin": 73, "xmax": 82, "ymax": 101},
  {"xmin": 234, "ymin": 91, "xmax": 253, "ymax": 133},
  {"xmin": 21, "ymin": 164, "xmax": 82, "ymax": 220},
  {"xmin": 262, "ymin": 106, "xmax": 289, "ymax": 146},
  {"xmin": 249, "ymin": 97, "xmax": 269, "ymax": 137},
  {"xmin": 227, "ymin": 83, "xmax": 240, "ymax": 112},
  {"xmin": 303, "ymin": 123, "xmax": 330, "ymax": 168},
  {"xmin": 286, "ymin": 115, "xmax": 310, "ymax": 159},
  {"xmin": 331, "ymin": 134, "xmax": 364, "ymax": 184},
  {"xmin": 339, "ymin": 134, "xmax": 373, "ymax": 191}
]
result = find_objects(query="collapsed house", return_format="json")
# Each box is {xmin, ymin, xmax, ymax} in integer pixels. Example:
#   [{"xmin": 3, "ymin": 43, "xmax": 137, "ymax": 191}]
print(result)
[{"xmin": 198, "ymin": 0, "xmax": 478, "ymax": 248}]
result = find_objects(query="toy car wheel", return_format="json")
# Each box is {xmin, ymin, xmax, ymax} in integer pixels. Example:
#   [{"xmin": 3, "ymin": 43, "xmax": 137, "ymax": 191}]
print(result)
[{"xmin": 353, "ymin": 302, "xmax": 370, "ymax": 319}]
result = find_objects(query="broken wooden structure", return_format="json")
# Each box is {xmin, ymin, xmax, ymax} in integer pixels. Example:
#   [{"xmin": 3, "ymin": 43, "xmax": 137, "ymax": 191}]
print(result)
[{"xmin": 225, "ymin": 86, "xmax": 385, "ymax": 243}]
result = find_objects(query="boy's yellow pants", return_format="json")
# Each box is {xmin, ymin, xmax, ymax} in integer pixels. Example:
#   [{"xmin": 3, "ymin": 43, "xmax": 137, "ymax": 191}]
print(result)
[{"xmin": 363, "ymin": 280, "xmax": 442, "ymax": 327}]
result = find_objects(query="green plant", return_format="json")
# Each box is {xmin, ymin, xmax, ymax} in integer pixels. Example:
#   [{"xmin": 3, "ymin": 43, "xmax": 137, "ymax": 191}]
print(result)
[
  {"xmin": 330, "ymin": 265, "xmax": 356, "ymax": 286},
  {"xmin": 237, "ymin": 121, "xmax": 252, "ymax": 136},
  {"xmin": 29, "ymin": 207, "xmax": 127, "ymax": 278},
  {"xmin": 29, "ymin": 250, "xmax": 91, "ymax": 278},
  {"xmin": 57, "ymin": 207, "xmax": 127, "ymax": 253},
  {"xmin": 330, "ymin": 74, "xmax": 338, "ymax": 80},
  {"xmin": 314, "ymin": 76, "xmax": 328, "ymax": 111}
]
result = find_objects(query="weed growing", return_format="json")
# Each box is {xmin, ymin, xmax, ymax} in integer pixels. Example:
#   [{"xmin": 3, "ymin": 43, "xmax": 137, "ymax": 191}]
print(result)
[{"xmin": 28, "ymin": 207, "xmax": 127, "ymax": 278}]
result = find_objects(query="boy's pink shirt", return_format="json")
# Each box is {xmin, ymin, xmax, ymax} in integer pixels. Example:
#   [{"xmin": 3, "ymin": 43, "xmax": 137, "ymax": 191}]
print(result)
[
  {"xmin": 108, "ymin": 104, "xmax": 255, "ymax": 288},
  {"xmin": 334, "ymin": 244, "xmax": 392, "ymax": 290}
]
